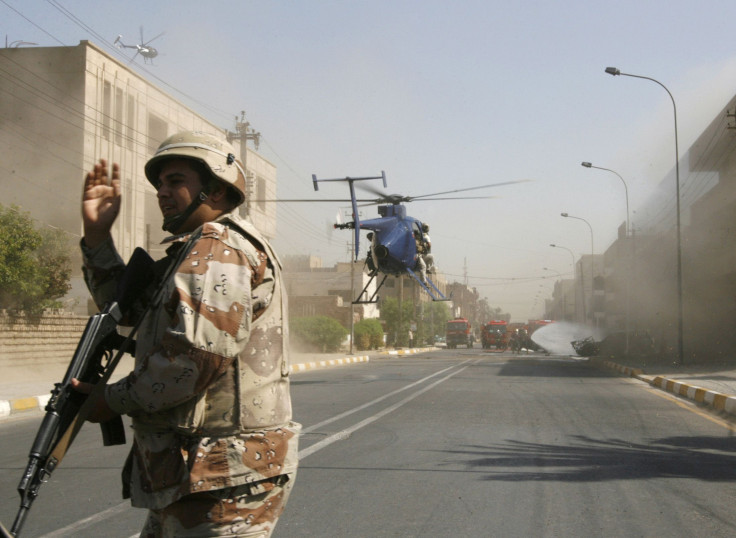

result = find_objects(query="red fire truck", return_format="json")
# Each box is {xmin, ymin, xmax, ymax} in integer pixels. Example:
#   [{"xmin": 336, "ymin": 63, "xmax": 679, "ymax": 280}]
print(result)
[
  {"xmin": 445, "ymin": 318, "xmax": 473, "ymax": 349},
  {"xmin": 481, "ymin": 320, "xmax": 508, "ymax": 350}
]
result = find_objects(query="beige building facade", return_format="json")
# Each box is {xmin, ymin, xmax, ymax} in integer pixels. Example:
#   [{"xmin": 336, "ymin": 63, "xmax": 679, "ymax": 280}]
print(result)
[
  {"xmin": 548, "ymin": 93, "xmax": 736, "ymax": 362},
  {"xmin": 283, "ymin": 256, "xmax": 380, "ymax": 323},
  {"xmin": 0, "ymin": 41, "xmax": 276, "ymax": 313}
]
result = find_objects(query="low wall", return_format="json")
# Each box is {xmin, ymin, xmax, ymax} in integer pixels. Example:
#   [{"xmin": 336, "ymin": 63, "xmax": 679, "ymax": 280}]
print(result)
[{"xmin": 0, "ymin": 311, "xmax": 88, "ymax": 368}]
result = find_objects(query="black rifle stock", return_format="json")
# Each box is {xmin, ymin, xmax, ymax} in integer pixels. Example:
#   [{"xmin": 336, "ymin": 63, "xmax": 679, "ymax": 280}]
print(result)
[{"xmin": 10, "ymin": 247, "xmax": 154, "ymax": 536}]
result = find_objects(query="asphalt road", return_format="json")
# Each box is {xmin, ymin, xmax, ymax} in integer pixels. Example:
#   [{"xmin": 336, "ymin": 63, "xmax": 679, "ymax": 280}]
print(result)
[{"xmin": 2, "ymin": 348, "xmax": 736, "ymax": 537}]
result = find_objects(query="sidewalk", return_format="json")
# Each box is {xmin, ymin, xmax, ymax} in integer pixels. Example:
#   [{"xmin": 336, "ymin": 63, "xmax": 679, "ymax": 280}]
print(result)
[
  {"xmin": 0, "ymin": 347, "xmax": 433, "ymax": 419},
  {"xmin": 589, "ymin": 356, "xmax": 736, "ymax": 418}
]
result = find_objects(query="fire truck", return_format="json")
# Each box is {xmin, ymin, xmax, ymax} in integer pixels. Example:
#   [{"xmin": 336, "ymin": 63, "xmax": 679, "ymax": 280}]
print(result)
[
  {"xmin": 481, "ymin": 320, "xmax": 508, "ymax": 350},
  {"xmin": 445, "ymin": 318, "xmax": 473, "ymax": 349}
]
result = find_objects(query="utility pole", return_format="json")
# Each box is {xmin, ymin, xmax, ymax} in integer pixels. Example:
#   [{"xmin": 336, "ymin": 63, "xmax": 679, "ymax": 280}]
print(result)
[
  {"xmin": 227, "ymin": 111, "xmax": 261, "ymax": 216},
  {"xmin": 463, "ymin": 257, "xmax": 468, "ymax": 318},
  {"xmin": 398, "ymin": 275, "xmax": 403, "ymax": 347},
  {"xmin": 346, "ymin": 241, "xmax": 355, "ymax": 354}
]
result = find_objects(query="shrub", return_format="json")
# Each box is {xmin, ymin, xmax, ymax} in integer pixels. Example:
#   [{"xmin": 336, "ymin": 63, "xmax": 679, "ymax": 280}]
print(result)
[
  {"xmin": 354, "ymin": 318, "xmax": 384, "ymax": 350},
  {"xmin": 0, "ymin": 204, "xmax": 71, "ymax": 315},
  {"xmin": 291, "ymin": 316, "xmax": 348, "ymax": 353}
]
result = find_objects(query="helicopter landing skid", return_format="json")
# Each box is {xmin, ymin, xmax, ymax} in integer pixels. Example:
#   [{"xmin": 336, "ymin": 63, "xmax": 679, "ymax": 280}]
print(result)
[
  {"xmin": 353, "ymin": 272, "xmax": 388, "ymax": 304},
  {"xmin": 405, "ymin": 268, "xmax": 449, "ymax": 301}
]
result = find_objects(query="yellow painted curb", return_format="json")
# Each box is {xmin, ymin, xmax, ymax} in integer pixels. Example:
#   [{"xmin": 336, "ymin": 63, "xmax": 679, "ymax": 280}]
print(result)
[
  {"xmin": 290, "ymin": 355, "xmax": 369, "ymax": 373},
  {"xmin": 11, "ymin": 397, "xmax": 40, "ymax": 412}
]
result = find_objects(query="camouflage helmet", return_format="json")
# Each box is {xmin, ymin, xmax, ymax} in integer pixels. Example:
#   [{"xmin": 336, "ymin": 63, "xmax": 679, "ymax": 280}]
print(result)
[{"xmin": 145, "ymin": 131, "xmax": 247, "ymax": 206}]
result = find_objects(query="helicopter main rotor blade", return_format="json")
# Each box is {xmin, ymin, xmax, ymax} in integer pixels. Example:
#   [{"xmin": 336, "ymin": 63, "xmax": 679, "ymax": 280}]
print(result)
[
  {"xmin": 355, "ymin": 195, "xmax": 499, "ymax": 207},
  {"xmin": 408, "ymin": 179, "xmax": 532, "ymax": 201},
  {"xmin": 404, "ymin": 196, "xmax": 500, "ymax": 201},
  {"xmin": 355, "ymin": 183, "xmax": 388, "ymax": 197},
  {"xmin": 249, "ymin": 198, "xmax": 376, "ymax": 203},
  {"xmin": 356, "ymin": 178, "xmax": 531, "ymax": 203},
  {"xmin": 145, "ymin": 31, "xmax": 166, "ymax": 45}
]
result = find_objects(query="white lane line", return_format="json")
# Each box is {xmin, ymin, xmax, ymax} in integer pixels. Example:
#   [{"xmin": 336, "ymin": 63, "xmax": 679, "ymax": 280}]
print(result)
[
  {"xmin": 38, "ymin": 501, "xmax": 130, "ymax": 537},
  {"xmin": 39, "ymin": 361, "xmax": 472, "ymax": 536},
  {"xmin": 299, "ymin": 363, "xmax": 471, "ymax": 459},
  {"xmin": 302, "ymin": 360, "xmax": 472, "ymax": 435}
]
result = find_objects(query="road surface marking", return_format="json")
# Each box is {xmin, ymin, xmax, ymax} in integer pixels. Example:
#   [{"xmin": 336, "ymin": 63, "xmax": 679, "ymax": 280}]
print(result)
[{"xmin": 299, "ymin": 362, "xmax": 472, "ymax": 459}]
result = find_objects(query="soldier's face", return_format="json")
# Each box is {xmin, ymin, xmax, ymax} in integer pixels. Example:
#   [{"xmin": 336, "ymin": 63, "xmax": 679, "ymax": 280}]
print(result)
[{"xmin": 156, "ymin": 159, "xmax": 203, "ymax": 220}]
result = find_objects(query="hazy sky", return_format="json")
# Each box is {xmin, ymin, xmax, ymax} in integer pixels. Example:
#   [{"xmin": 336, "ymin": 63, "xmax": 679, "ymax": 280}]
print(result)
[{"xmin": 5, "ymin": 0, "xmax": 736, "ymax": 320}]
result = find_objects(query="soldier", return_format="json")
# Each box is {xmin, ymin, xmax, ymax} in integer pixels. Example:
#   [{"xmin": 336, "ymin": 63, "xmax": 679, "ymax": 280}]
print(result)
[
  {"xmin": 73, "ymin": 131, "xmax": 299, "ymax": 537},
  {"xmin": 421, "ymin": 223, "xmax": 434, "ymax": 273}
]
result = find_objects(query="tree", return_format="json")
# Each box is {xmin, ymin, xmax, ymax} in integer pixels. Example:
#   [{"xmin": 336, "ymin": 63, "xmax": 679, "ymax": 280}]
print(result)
[
  {"xmin": 291, "ymin": 316, "xmax": 348, "ymax": 352},
  {"xmin": 379, "ymin": 297, "xmax": 415, "ymax": 347},
  {"xmin": 0, "ymin": 205, "xmax": 72, "ymax": 315},
  {"xmin": 354, "ymin": 318, "xmax": 384, "ymax": 350},
  {"xmin": 424, "ymin": 301, "xmax": 451, "ymax": 344},
  {"xmin": 476, "ymin": 297, "xmax": 510, "ymax": 326}
]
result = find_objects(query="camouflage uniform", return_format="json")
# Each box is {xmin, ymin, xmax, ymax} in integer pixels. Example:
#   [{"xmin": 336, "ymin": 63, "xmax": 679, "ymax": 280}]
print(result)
[{"xmin": 82, "ymin": 211, "xmax": 299, "ymax": 537}]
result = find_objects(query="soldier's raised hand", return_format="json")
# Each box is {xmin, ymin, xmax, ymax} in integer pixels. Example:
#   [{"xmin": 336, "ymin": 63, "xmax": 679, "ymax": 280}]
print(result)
[{"xmin": 82, "ymin": 159, "xmax": 121, "ymax": 248}]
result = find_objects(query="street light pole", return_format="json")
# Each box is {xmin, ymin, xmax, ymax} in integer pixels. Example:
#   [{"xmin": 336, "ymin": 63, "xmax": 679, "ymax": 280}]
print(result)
[
  {"xmin": 550, "ymin": 243, "xmax": 580, "ymax": 324},
  {"xmin": 561, "ymin": 213, "xmax": 595, "ymax": 326},
  {"xmin": 605, "ymin": 66, "xmax": 683, "ymax": 365},
  {"xmin": 581, "ymin": 161, "xmax": 631, "ymax": 353},
  {"xmin": 581, "ymin": 162, "xmax": 629, "ymax": 236}
]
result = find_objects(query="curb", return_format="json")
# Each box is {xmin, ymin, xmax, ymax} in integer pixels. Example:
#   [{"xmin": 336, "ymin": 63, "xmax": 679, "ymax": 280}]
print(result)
[
  {"xmin": 590, "ymin": 358, "xmax": 643, "ymax": 378},
  {"xmin": 386, "ymin": 349, "xmax": 420, "ymax": 356},
  {"xmin": 289, "ymin": 355, "xmax": 370, "ymax": 373},
  {"xmin": 383, "ymin": 347, "xmax": 439, "ymax": 356},
  {"xmin": 590, "ymin": 357, "xmax": 736, "ymax": 417},
  {"xmin": 0, "ymin": 393, "xmax": 51, "ymax": 419},
  {"xmin": 647, "ymin": 375, "xmax": 736, "ymax": 416}
]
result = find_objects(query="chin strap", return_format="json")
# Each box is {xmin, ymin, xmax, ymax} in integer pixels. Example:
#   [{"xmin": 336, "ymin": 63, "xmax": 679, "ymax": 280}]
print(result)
[{"xmin": 161, "ymin": 182, "xmax": 212, "ymax": 234}]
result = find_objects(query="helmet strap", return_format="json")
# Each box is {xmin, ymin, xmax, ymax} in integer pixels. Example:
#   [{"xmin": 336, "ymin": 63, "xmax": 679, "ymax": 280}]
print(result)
[{"xmin": 161, "ymin": 179, "xmax": 213, "ymax": 234}]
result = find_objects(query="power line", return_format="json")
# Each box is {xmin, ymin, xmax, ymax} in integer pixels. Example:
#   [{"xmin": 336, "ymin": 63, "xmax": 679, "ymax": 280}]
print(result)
[{"xmin": 0, "ymin": 0, "xmax": 66, "ymax": 46}]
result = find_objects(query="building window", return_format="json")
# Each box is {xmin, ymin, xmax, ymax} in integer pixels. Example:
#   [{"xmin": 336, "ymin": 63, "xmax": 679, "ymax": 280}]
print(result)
[
  {"xmin": 126, "ymin": 94, "xmax": 136, "ymax": 149},
  {"xmin": 102, "ymin": 81, "xmax": 112, "ymax": 140},
  {"xmin": 147, "ymin": 114, "xmax": 168, "ymax": 154},
  {"xmin": 257, "ymin": 176, "xmax": 266, "ymax": 211}
]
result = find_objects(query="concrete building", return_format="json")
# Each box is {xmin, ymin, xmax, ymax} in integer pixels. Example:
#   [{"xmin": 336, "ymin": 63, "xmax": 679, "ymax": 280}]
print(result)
[
  {"xmin": 597, "ymin": 93, "xmax": 736, "ymax": 361},
  {"xmin": 548, "ymin": 278, "xmax": 576, "ymax": 322},
  {"xmin": 550, "ymin": 92, "xmax": 736, "ymax": 362},
  {"xmin": 0, "ymin": 41, "xmax": 276, "ymax": 313},
  {"xmin": 547, "ymin": 254, "xmax": 603, "ymax": 326},
  {"xmin": 283, "ymin": 255, "xmax": 380, "ymax": 327}
]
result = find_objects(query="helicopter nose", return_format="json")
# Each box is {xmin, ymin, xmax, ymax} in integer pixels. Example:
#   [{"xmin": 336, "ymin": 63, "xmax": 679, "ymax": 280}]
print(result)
[{"xmin": 374, "ymin": 245, "xmax": 389, "ymax": 259}]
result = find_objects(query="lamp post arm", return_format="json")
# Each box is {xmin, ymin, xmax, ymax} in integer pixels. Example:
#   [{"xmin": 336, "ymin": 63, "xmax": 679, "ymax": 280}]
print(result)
[
  {"xmin": 590, "ymin": 165, "xmax": 630, "ymax": 236},
  {"xmin": 564, "ymin": 215, "xmax": 594, "ymax": 255}
]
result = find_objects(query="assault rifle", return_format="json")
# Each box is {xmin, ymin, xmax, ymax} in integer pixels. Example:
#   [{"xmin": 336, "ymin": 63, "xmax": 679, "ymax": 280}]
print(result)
[{"xmin": 9, "ymin": 247, "xmax": 154, "ymax": 537}]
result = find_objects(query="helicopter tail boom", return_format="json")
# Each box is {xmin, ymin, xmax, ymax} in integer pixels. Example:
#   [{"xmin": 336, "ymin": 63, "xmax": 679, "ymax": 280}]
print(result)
[{"xmin": 312, "ymin": 171, "xmax": 387, "ymax": 260}]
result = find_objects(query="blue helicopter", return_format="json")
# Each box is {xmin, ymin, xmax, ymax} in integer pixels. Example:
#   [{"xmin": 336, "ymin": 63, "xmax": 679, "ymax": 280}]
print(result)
[{"xmin": 307, "ymin": 172, "xmax": 528, "ymax": 303}]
